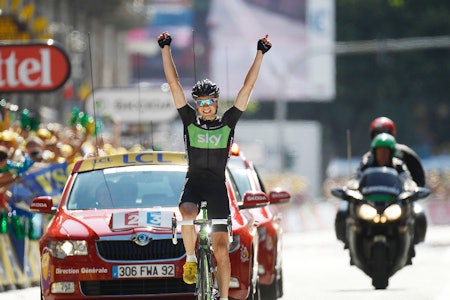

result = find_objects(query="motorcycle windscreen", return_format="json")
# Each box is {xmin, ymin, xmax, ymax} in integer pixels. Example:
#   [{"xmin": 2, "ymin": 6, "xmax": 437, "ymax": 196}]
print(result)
[{"xmin": 359, "ymin": 167, "xmax": 403, "ymax": 202}]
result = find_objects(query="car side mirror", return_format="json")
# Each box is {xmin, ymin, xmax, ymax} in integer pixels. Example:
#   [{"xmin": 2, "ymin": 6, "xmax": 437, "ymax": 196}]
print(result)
[
  {"xmin": 268, "ymin": 188, "xmax": 291, "ymax": 204},
  {"xmin": 240, "ymin": 191, "xmax": 270, "ymax": 209},
  {"xmin": 30, "ymin": 196, "xmax": 56, "ymax": 214}
]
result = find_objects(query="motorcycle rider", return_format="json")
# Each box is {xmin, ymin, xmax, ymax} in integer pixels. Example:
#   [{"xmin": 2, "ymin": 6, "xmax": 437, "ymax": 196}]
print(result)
[
  {"xmin": 355, "ymin": 133, "xmax": 415, "ymax": 189},
  {"xmin": 363, "ymin": 117, "xmax": 427, "ymax": 245},
  {"xmin": 364, "ymin": 117, "xmax": 425, "ymax": 187},
  {"xmin": 332, "ymin": 133, "xmax": 430, "ymax": 288},
  {"xmin": 336, "ymin": 117, "xmax": 427, "ymax": 246},
  {"xmin": 335, "ymin": 133, "xmax": 424, "ymax": 257}
]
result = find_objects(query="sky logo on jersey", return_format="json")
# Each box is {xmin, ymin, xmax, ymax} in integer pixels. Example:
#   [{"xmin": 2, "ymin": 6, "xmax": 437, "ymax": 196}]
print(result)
[
  {"xmin": 199, "ymin": 133, "xmax": 222, "ymax": 145},
  {"xmin": 188, "ymin": 124, "xmax": 231, "ymax": 149}
]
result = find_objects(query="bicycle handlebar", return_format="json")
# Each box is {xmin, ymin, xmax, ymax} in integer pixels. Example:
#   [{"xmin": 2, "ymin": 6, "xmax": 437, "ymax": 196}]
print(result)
[
  {"xmin": 171, "ymin": 217, "xmax": 232, "ymax": 245},
  {"xmin": 176, "ymin": 219, "xmax": 229, "ymax": 226}
]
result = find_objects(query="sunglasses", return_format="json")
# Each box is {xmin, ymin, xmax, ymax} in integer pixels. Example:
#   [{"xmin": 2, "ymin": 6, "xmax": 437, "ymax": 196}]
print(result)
[{"xmin": 195, "ymin": 98, "xmax": 217, "ymax": 107}]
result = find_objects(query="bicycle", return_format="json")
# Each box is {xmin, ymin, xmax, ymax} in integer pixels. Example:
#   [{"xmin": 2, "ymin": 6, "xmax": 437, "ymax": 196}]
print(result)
[{"xmin": 172, "ymin": 201, "xmax": 232, "ymax": 300}]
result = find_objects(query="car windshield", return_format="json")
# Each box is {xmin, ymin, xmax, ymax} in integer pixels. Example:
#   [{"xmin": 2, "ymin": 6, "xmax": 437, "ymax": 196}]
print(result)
[
  {"xmin": 67, "ymin": 165, "xmax": 187, "ymax": 210},
  {"xmin": 227, "ymin": 156, "xmax": 253, "ymax": 196}
]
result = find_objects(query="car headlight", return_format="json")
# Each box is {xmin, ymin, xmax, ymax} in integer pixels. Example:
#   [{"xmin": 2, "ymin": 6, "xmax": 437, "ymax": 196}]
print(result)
[
  {"xmin": 49, "ymin": 240, "xmax": 88, "ymax": 259},
  {"xmin": 357, "ymin": 204, "xmax": 378, "ymax": 221},
  {"xmin": 383, "ymin": 203, "xmax": 402, "ymax": 221}
]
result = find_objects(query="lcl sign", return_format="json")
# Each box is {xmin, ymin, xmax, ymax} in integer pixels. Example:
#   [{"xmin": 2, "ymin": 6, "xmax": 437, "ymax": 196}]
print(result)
[{"xmin": 0, "ymin": 41, "xmax": 71, "ymax": 92}]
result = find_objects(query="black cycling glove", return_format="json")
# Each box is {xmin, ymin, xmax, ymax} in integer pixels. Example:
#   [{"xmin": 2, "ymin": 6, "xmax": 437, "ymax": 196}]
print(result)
[
  {"xmin": 257, "ymin": 39, "xmax": 271, "ymax": 54},
  {"xmin": 158, "ymin": 34, "xmax": 172, "ymax": 48}
]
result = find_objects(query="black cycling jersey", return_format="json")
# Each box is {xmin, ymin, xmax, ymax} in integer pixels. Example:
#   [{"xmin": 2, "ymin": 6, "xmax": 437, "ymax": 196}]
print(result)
[
  {"xmin": 177, "ymin": 104, "xmax": 242, "ymax": 231},
  {"xmin": 178, "ymin": 104, "xmax": 242, "ymax": 181}
]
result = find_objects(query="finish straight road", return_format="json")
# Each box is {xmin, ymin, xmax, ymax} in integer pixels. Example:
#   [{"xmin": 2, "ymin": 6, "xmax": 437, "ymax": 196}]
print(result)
[
  {"xmin": 2, "ymin": 226, "xmax": 450, "ymax": 300},
  {"xmin": 279, "ymin": 225, "xmax": 450, "ymax": 300}
]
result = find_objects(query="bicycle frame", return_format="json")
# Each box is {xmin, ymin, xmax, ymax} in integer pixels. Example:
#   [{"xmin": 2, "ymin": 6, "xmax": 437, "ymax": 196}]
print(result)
[{"xmin": 172, "ymin": 201, "xmax": 232, "ymax": 300}]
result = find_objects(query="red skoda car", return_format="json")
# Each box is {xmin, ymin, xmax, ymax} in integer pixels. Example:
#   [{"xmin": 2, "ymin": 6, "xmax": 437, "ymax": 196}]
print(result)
[{"xmin": 31, "ymin": 151, "xmax": 268, "ymax": 300}]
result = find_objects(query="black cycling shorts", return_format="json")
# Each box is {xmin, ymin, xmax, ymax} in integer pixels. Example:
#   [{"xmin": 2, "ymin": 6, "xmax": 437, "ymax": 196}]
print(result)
[{"xmin": 179, "ymin": 176, "xmax": 230, "ymax": 232}]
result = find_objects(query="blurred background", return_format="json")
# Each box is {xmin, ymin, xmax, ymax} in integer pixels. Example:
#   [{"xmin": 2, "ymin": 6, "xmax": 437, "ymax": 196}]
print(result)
[{"xmin": 0, "ymin": 0, "xmax": 449, "ymax": 202}]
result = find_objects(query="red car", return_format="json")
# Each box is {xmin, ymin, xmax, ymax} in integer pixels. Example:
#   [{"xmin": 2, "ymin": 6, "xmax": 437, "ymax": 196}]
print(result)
[
  {"xmin": 227, "ymin": 144, "xmax": 291, "ymax": 300},
  {"xmin": 30, "ymin": 151, "xmax": 268, "ymax": 300}
]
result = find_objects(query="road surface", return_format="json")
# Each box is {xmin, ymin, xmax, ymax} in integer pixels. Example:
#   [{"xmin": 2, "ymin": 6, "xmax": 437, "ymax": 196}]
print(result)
[{"xmin": 2, "ymin": 225, "xmax": 449, "ymax": 300}]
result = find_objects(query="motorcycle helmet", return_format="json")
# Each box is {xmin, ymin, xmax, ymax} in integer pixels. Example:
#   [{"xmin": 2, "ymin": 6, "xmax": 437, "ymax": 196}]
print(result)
[
  {"xmin": 369, "ymin": 117, "xmax": 396, "ymax": 139},
  {"xmin": 371, "ymin": 133, "xmax": 396, "ymax": 157},
  {"xmin": 192, "ymin": 79, "xmax": 220, "ymax": 99}
]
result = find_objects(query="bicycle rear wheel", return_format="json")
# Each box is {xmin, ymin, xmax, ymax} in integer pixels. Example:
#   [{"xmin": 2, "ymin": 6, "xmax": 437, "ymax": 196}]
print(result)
[{"xmin": 197, "ymin": 248, "xmax": 213, "ymax": 300}]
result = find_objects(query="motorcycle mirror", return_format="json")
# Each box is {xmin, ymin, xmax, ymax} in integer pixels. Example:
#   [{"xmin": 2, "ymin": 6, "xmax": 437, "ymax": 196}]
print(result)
[
  {"xmin": 416, "ymin": 187, "xmax": 430, "ymax": 199},
  {"xmin": 399, "ymin": 187, "xmax": 431, "ymax": 202},
  {"xmin": 331, "ymin": 187, "xmax": 362, "ymax": 201},
  {"xmin": 398, "ymin": 191, "xmax": 414, "ymax": 201},
  {"xmin": 346, "ymin": 188, "xmax": 363, "ymax": 201},
  {"xmin": 331, "ymin": 187, "xmax": 346, "ymax": 199}
]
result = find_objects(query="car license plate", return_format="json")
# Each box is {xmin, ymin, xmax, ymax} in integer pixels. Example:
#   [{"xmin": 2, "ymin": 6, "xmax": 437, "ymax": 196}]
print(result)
[{"xmin": 112, "ymin": 264, "xmax": 175, "ymax": 278}]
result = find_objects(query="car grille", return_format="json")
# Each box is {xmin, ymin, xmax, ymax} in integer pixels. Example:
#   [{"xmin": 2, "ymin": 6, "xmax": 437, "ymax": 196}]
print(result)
[
  {"xmin": 80, "ymin": 278, "xmax": 194, "ymax": 296},
  {"xmin": 96, "ymin": 238, "xmax": 185, "ymax": 261}
]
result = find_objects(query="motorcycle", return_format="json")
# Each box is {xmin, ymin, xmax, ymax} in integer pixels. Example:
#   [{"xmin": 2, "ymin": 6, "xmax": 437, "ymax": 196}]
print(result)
[{"xmin": 331, "ymin": 166, "xmax": 430, "ymax": 289}]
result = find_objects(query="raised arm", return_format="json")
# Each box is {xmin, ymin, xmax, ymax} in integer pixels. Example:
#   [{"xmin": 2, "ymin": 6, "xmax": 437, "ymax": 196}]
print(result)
[
  {"xmin": 234, "ymin": 34, "xmax": 272, "ymax": 112},
  {"xmin": 158, "ymin": 32, "xmax": 187, "ymax": 109}
]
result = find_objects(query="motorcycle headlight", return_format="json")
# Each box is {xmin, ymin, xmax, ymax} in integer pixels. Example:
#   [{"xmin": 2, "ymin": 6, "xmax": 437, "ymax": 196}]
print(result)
[
  {"xmin": 383, "ymin": 203, "xmax": 402, "ymax": 221},
  {"xmin": 357, "ymin": 204, "xmax": 378, "ymax": 221},
  {"xmin": 49, "ymin": 240, "xmax": 88, "ymax": 259}
]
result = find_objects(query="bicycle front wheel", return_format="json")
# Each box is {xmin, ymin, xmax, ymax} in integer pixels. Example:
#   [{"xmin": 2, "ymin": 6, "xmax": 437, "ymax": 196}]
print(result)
[{"xmin": 197, "ymin": 248, "xmax": 213, "ymax": 300}]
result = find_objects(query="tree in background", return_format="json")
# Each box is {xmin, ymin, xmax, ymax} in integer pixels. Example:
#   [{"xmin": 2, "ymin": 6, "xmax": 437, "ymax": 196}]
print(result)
[{"xmin": 275, "ymin": 0, "xmax": 450, "ymax": 162}]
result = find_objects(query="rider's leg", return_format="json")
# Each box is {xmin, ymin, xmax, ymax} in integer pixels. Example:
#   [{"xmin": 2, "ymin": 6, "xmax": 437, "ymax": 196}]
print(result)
[
  {"xmin": 179, "ymin": 202, "xmax": 198, "ymax": 257},
  {"xmin": 212, "ymin": 231, "xmax": 230, "ymax": 299},
  {"xmin": 180, "ymin": 202, "xmax": 199, "ymax": 284}
]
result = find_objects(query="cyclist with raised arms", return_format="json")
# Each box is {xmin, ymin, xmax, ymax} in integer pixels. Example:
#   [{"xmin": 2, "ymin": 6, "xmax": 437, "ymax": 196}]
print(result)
[{"xmin": 158, "ymin": 31, "xmax": 271, "ymax": 300}]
